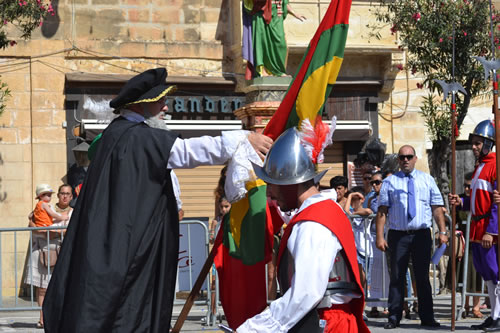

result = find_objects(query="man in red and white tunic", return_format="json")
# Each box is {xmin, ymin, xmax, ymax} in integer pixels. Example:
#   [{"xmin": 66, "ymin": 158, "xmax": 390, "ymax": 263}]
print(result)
[
  {"xmin": 237, "ymin": 127, "xmax": 369, "ymax": 333},
  {"xmin": 451, "ymin": 119, "xmax": 500, "ymax": 331}
]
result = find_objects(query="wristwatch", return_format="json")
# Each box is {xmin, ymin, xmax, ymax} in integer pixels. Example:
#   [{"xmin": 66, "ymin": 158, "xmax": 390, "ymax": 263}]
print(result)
[{"xmin": 439, "ymin": 231, "xmax": 447, "ymax": 235}]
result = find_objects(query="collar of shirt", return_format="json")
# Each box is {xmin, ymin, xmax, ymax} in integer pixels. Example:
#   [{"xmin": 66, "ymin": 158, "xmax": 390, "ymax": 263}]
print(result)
[
  {"xmin": 120, "ymin": 108, "xmax": 145, "ymax": 123},
  {"xmin": 296, "ymin": 190, "xmax": 339, "ymax": 214},
  {"xmin": 403, "ymin": 169, "xmax": 416, "ymax": 178},
  {"xmin": 395, "ymin": 169, "xmax": 417, "ymax": 180}
]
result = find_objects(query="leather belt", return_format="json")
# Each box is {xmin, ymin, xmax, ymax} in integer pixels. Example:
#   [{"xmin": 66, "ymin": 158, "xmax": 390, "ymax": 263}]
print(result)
[
  {"xmin": 471, "ymin": 213, "xmax": 491, "ymax": 221},
  {"xmin": 390, "ymin": 228, "xmax": 429, "ymax": 234}
]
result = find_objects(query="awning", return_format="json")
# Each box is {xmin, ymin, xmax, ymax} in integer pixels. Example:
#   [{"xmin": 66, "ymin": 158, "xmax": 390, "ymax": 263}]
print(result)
[{"xmin": 78, "ymin": 119, "xmax": 371, "ymax": 141}]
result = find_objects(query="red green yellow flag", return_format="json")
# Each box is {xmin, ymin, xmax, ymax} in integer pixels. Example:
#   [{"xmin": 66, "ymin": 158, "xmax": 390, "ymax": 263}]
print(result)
[
  {"xmin": 214, "ymin": 180, "xmax": 276, "ymax": 329},
  {"xmin": 263, "ymin": 0, "xmax": 352, "ymax": 139},
  {"xmin": 222, "ymin": 179, "xmax": 269, "ymax": 265},
  {"xmin": 214, "ymin": 0, "xmax": 352, "ymax": 329}
]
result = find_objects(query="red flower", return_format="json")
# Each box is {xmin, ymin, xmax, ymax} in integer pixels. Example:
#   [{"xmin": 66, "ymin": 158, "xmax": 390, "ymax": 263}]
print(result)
[
  {"xmin": 416, "ymin": 83, "xmax": 423, "ymax": 89},
  {"xmin": 9, "ymin": 41, "xmax": 17, "ymax": 47},
  {"xmin": 412, "ymin": 12, "xmax": 421, "ymax": 21},
  {"xmin": 439, "ymin": 38, "xmax": 443, "ymax": 43},
  {"xmin": 396, "ymin": 64, "xmax": 404, "ymax": 71}
]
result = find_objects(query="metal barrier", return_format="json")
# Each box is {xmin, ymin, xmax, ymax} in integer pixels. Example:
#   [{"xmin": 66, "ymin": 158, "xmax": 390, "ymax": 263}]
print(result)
[
  {"xmin": 0, "ymin": 219, "xmax": 217, "ymax": 327},
  {"xmin": 5, "ymin": 214, "xmax": 486, "ymax": 325},
  {"xmin": 350, "ymin": 213, "xmax": 485, "ymax": 312},
  {"xmin": 457, "ymin": 213, "xmax": 488, "ymax": 320},
  {"xmin": 0, "ymin": 225, "xmax": 65, "ymax": 311}
]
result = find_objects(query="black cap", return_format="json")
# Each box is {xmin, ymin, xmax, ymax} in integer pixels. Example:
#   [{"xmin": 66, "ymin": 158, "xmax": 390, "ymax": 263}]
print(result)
[{"xmin": 110, "ymin": 68, "xmax": 176, "ymax": 113}]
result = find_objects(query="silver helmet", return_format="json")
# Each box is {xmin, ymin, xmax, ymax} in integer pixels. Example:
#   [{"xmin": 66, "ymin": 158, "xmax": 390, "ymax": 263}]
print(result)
[
  {"xmin": 469, "ymin": 119, "xmax": 495, "ymax": 143},
  {"xmin": 252, "ymin": 127, "xmax": 328, "ymax": 185}
]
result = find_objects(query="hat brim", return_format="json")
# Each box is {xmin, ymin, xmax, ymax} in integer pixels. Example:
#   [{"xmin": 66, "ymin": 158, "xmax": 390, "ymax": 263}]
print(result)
[
  {"xmin": 36, "ymin": 190, "xmax": 53, "ymax": 199},
  {"xmin": 113, "ymin": 85, "xmax": 177, "ymax": 114},
  {"xmin": 252, "ymin": 162, "xmax": 329, "ymax": 185}
]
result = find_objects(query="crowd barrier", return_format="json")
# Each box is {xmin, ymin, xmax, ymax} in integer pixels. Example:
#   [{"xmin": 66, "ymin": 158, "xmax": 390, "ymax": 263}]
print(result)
[
  {"xmin": 457, "ymin": 213, "xmax": 487, "ymax": 319},
  {"xmin": 0, "ymin": 214, "xmax": 487, "ymax": 325},
  {"xmin": 0, "ymin": 219, "xmax": 220, "ymax": 327},
  {"xmin": 352, "ymin": 213, "xmax": 488, "ymax": 320}
]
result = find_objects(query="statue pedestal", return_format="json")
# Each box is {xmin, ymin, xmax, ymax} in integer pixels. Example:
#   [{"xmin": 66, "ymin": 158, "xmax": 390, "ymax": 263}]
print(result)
[{"xmin": 234, "ymin": 77, "xmax": 292, "ymax": 133}]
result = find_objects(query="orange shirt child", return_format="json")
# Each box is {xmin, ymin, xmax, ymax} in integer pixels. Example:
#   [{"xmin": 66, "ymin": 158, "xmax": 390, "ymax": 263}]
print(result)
[{"xmin": 33, "ymin": 184, "xmax": 68, "ymax": 227}]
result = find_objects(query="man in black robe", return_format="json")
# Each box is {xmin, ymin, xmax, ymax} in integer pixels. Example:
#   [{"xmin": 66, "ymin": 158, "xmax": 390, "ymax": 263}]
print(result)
[{"xmin": 43, "ymin": 68, "xmax": 272, "ymax": 332}]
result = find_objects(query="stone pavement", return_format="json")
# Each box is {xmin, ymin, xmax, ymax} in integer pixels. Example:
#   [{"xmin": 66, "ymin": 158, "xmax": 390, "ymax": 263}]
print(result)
[
  {"xmin": 0, "ymin": 295, "xmax": 493, "ymax": 332},
  {"xmin": 365, "ymin": 295, "xmax": 490, "ymax": 333}
]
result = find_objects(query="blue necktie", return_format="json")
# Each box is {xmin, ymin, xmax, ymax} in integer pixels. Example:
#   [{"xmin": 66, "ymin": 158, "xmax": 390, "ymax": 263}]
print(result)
[{"xmin": 407, "ymin": 174, "xmax": 416, "ymax": 220}]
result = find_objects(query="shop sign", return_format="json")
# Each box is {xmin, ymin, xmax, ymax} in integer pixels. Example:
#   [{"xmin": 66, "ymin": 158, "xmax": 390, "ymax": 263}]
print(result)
[{"xmin": 166, "ymin": 96, "xmax": 244, "ymax": 114}]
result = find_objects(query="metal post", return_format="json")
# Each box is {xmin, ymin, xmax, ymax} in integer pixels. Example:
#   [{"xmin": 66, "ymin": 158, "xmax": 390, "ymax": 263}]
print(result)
[
  {"xmin": 458, "ymin": 213, "xmax": 472, "ymax": 320},
  {"xmin": 14, "ymin": 231, "xmax": 17, "ymax": 307}
]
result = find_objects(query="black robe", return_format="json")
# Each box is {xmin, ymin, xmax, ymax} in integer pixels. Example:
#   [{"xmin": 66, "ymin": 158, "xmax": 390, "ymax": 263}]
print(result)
[{"xmin": 43, "ymin": 117, "xmax": 179, "ymax": 332}]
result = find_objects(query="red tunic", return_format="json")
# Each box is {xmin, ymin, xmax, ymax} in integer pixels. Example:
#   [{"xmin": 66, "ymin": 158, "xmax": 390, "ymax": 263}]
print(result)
[
  {"xmin": 470, "ymin": 152, "xmax": 496, "ymax": 241},
  {"xmin": 277, "ymin": 199, "xmax": 369, "ymax": 333}
]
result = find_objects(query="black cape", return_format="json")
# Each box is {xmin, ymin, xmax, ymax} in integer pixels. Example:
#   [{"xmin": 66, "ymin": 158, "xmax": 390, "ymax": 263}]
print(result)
[{"xmin": 43, "ymin": 117, "xmax": 179, "ymax": 332}]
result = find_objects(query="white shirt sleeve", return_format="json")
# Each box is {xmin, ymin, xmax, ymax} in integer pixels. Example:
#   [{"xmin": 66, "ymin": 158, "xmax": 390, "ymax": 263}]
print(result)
[
  {"xmin": 167, "ymin": 130, "xmax": 250, "ymax": 169},
  {"xmin": 170, "ymin": 170, "xmax": 182, "ymax": 210},
  {"xmin": 237, "ymin": 222, "xmax": 341, "ymax": 333}
]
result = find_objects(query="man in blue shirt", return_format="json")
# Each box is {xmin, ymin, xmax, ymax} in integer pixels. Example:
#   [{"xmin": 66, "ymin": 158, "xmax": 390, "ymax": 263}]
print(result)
[{"xmin": 375, "ymin": 145, "xmax": 448, "ymax": 329}]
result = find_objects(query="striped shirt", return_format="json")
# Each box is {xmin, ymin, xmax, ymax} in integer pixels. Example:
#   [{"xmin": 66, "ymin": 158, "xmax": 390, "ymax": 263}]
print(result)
[{"xmin": 378, "ymin": 169, "xmax": 443, "ymax": 231}]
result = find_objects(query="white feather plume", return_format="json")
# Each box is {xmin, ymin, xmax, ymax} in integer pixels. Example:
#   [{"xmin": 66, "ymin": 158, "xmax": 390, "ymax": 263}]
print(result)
[
  {"xmin": 298, "ymin": 118, "xmax": 316, "ymax": 162},
  {"xmin": 298, "ymin": 116, "xmax": 336, "ymax": 164}
]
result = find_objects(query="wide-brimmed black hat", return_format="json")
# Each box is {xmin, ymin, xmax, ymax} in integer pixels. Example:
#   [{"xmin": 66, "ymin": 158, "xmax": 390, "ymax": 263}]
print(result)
[{"xmin": 110, "ymin": 68, "xmax": 176, "ymax": 113}]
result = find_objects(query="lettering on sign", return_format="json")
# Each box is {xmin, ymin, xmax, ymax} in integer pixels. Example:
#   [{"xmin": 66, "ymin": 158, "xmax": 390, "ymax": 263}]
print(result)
[{"xmin": 166, "ymin": 96, "xmax": 244, "ymax": 114}]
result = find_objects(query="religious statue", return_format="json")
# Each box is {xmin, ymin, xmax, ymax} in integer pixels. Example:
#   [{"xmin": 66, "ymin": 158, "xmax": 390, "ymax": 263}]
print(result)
[{"xmin": 242, "ymin": 0, "xmax": 306, "ymax": 79}]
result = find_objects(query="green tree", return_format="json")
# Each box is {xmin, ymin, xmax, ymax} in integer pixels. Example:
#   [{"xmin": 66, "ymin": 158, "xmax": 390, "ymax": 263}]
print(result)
[
  {"xmin": 0, "ymin": 0, "xmax": 53, "ymax": 115},
  {"xmin": 369, "ymin": 0, "xmax": 499, "ymax": 196}
]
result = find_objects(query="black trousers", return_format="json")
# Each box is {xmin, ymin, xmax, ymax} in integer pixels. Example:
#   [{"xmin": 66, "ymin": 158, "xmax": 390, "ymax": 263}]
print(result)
[{"xmin": 387, "ymin": 228, "xmax": 434, "ymax": 323}]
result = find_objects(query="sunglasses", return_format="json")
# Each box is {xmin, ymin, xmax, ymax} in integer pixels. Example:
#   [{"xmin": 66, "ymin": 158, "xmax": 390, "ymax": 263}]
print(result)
[
  {"xmin": 398, "ymin": 154, "xmax": 414, "ymax": 161},
  {"xmin": 370, "ymin": 180, "xmax": 382, "ymax": 185},
  {"xmin": 464, "ymin": 184, "xmax": 471, "ymax": 189},
  {"xmin": 363, "ymin": 176, "xmax": 372, "ymax": 181}
]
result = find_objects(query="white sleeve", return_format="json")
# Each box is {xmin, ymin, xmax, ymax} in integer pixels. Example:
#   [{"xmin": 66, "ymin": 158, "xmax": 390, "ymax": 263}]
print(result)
[
  {"xmin": 170, "ymin": 170, "xmax": 182, "ymax": 210},
  {"xmin": 237, "ymin": 222, "xmax": 341, "ymax": 333},
  {"xmin": 167, "ymin": 130, "xmax": 250, "ymax": 169}
]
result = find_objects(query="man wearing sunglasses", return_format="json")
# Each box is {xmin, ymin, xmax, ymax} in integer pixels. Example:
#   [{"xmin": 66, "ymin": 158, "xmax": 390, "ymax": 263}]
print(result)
[
  {"xmin": 450, "ymin": 120, "xmax": 500, "ymax": 331},
  {"xmin": 375, "ymin": 145, "xmax": 447, "ymax": 329}
]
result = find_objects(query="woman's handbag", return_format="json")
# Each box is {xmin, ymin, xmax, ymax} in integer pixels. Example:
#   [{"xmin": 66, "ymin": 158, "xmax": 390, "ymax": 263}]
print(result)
[{"xmin": 39, "ymin": 247, "xmax": 60, "ymax": 268}]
